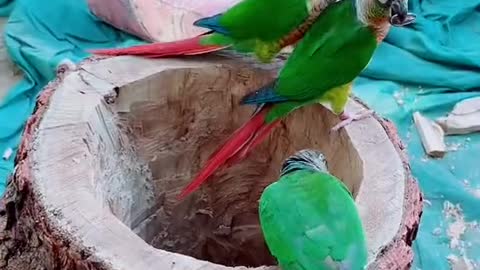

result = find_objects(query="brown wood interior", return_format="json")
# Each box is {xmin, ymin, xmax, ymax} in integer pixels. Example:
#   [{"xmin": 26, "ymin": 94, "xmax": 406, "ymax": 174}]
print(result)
[{"xmin": 105, "ymin": 64, "xmax": 362, "ymax": 267}]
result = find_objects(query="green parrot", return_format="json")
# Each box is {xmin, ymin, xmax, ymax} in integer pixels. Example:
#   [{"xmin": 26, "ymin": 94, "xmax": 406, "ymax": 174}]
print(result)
[
  {"xmin": 90, "ymin": 0, "xmax": 336, "ymax": 63},
  {"xmin": 177, "ymin": 0, "xmax": 415, "ymax": 199},
  {"xmin": 259, "ymin": 149, "xmax": 368, "ymax": 270}
]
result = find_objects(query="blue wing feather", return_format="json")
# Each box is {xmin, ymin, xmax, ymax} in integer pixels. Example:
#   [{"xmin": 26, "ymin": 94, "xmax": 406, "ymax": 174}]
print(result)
[
  {"xmin": 240, "ymin": 80, "xmax": 289, "ymax": 105},
  {"xmin": 194, "ymin": 14, "xmax": 230, "ymax": 35}
]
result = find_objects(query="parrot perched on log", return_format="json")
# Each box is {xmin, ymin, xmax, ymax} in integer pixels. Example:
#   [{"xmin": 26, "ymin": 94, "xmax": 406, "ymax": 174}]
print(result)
[
  {"xmin": 90, "ymin": 0, "xmax": 336, "ymax": 63},
  {"xmin": 259, "ymin": 149, "xmax": 368, "ymax": 270},
  {"xmin": 177, "ymin": 0, "xmax": 415, "ymax": 199}
]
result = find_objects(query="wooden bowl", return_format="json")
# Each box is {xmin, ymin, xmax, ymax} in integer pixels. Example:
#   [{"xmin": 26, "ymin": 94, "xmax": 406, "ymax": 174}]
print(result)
[{"xmin": 0, "ymin": 56, "xmax": 422, "ymax": 270}]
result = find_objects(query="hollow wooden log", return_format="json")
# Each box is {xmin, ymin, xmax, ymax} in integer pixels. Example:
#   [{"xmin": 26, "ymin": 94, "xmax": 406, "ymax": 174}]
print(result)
[{"xmin": 0, "ymin": 56, "xmax": 423, "ymax": 270}]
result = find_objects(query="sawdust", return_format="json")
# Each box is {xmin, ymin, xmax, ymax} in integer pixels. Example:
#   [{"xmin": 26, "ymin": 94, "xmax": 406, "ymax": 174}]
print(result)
[
  {"xmin": 461, "ymin": 178, "xmax": 480, "ymax": 198},
  {"xmin": 442, "ymin": 201, "xmax": 479, "ymax": 269},
  {"xmin": 393, "ymin": 91, "xmax": 405, "ymax": 106},
  {"xmin": 447, "ymin": 254, "xmax": 475, "ymax": 270},
  {"xmin": 432, "ymin": 227, "xmax": 442, "ymax": 236},
  {"xmin": 443, "ymin": 201, "xmax": 466, "ymax": 249}
]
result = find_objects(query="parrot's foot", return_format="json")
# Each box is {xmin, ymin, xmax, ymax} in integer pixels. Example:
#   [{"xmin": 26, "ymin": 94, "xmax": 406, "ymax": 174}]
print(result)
[{"xmin": 331, "ymin": 110, "xmax": 374, "ymax": 132}]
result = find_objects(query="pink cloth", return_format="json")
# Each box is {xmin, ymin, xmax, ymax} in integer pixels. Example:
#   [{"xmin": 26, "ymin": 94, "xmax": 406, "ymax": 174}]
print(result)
[{"xmin": 88, "ymin": 0, "xmax": 240, "ymax": 42}]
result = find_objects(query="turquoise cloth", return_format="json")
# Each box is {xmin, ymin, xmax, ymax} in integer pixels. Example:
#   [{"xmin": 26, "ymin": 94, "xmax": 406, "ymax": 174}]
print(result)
[
  {"xmin": 353, "ymin": 0, "xmax": 480, "ymax": 268},
  {"xmin": 0, "ymin": 0, "xmax": 143, "ymax": 194},
  {"xmin": 0, "ymin": 0, "xmax": 14, "ymax": 17},
  {"xmin": 0, "ymin": 0, "xmax": 479, "ymax": 268}
]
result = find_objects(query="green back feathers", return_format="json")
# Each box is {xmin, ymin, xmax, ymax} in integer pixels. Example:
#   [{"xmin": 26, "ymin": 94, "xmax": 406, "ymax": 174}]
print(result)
[
  {"xmin": 199, "ymin": 0, "xmax": 332, "ymax": 62},
  {"xmin": 262, "ymin": 0, "xmax": 378, "ymax": 121},
  {"xmin": 276, "ymin": 0, "xmax": 377, "ymax": 99},
  {"xmin": 259, "ymin": 170, "xmax": 367, "ymax": 269},
  {"xmin": 219, "ymin": 0, "xmax": 310, "ymax": 41}
]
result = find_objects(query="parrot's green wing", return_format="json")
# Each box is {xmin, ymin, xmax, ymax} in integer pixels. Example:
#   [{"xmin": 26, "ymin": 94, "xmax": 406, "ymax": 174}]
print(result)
[
  {"xmin": 199, "ymin": 0, "xmax": 314, "ymax": 62},
  {"xmin": 259, "ymin": 170, "xmax": 367, "ymax": 270},
  {"xmin": 218, "ymin": 0, "xmax": 310, "ymax": 41},
  {"xmin": 273, "ymin": 0, "xmax": 377, "ymax": 101}
]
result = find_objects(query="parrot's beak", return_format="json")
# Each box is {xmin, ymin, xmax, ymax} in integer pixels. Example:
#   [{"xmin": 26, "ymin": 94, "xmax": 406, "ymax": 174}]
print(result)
[{"xmin": 389, "ymin": 0, "xmax": 416, "ymax": 26}]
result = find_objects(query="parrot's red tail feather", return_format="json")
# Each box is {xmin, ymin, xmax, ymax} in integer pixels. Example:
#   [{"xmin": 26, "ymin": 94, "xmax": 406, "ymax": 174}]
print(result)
[
  {"xmin": 89, "ymin": 35, "xmax": 227, "ymax": 57},
  {"xmin": 177, "ymin": 106, "xmax": 276, "ymax": 200},
  {"xmin": 226, "ymin": 120, "xmax": 280, "ymax": 166}
]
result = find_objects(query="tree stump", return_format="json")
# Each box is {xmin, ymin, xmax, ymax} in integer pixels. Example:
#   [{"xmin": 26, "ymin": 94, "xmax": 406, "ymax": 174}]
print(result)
[{"xmin": 0, "ymin": 55, "xmax": 423, "ymax": 270}]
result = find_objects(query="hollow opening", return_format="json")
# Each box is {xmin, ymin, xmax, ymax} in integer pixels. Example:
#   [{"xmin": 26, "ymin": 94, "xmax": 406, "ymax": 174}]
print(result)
[{"xmin": 94, "ymin": 64, "xmax": 363, "ymax": 267}]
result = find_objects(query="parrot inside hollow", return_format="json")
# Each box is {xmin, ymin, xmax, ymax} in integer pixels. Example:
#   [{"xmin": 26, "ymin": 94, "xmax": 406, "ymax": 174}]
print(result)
[
  {"xmin": 177, "ymin": 0, "xmax": 415, "ymax": 199},
  {"xmin": 259, "ymin": 149, "xmax": 368, "ymax": 270},
  {"xmin": 90, "ymin": 0, "xmax": 337, "ymax": 63}
]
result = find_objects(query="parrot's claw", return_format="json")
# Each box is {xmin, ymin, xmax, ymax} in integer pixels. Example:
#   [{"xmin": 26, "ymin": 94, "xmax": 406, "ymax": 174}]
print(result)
[{"xmin": 331, "ymin": 110, "xmax": 374, "ymax": 132}]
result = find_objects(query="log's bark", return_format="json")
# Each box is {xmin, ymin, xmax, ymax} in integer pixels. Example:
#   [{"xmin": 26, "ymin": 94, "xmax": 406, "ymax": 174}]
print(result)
[{"xmin": 0, "ymin": 56, "xmax": 422, "ymax": 270}]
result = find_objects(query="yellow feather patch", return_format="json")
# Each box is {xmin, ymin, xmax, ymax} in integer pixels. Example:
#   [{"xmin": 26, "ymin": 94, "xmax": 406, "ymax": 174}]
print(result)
[
  {"xmin": 317, "ymin": 83, "xmax": 352, "ymax": 115},
  {"xmin": 254, "ymin": 40, "xmax": 282, "ymax": 63}
]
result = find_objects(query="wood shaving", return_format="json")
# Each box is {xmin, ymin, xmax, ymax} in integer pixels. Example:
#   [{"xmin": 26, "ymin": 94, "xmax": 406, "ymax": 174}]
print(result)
[{"xmin": 2, "ymin": 148, "xmax": 12, "ymax": 160}]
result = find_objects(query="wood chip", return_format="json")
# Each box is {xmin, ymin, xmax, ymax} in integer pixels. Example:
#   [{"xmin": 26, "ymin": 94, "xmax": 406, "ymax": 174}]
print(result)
[
  {"xmin": 2, "ymin": 148, "xmax": 12, "ymax": 160},
  {"xmin": 413, "ymin": 112, "xmax": 446, "ymax": 158},
  {"xmin": 436, "ymin": 97, "xmax": 480, "ymax": 135}
]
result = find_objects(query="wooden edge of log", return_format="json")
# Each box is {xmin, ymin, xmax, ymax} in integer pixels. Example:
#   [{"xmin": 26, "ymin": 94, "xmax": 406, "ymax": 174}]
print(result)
[
  {"xmin": 354, "ymin": 97, "xmax": 424, "ymax": 269},
  {"xmin": 0, "ymin": 61, "xmax": 108, "ymax": 269},
  {"xmin": 0, "ymin": 56, "xmax": 423, "ymax": 270}
]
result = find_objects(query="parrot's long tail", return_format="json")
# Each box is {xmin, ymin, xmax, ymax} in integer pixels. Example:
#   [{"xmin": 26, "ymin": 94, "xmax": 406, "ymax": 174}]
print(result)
[
  {"xmin": 177, "ymin": 105, "xmax": 280, "ymax": 200},
  {"xmin": 89, "ymin": 34, "xmax": 228, "ymax": 57}
]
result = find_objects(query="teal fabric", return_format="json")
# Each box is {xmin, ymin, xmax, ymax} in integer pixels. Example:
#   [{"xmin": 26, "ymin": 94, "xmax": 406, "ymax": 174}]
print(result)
[
  {"xmin": 0, "ymin": 0, "xmax": 14, "ymax": 17},
  {"xmin": 353, "ymin": 0, "xmax": 480, "ymax": 268},
  {"xmin": 0, "ymin": 0, "xmax": 143, "ymax": 195},
  {"xmin": 0, "ymin": 0, "xmax": 479, "ymax": 268}
]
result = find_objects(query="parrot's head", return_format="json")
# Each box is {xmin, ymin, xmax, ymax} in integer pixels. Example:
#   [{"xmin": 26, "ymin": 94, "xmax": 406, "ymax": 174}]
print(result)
[
  {"xmin": 373, "ymin": 0, "xmax": 416, "ymax": 26},
  {"xmin": 280, "ymin": 149, "xmax": 328, "ymax": 176}
]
